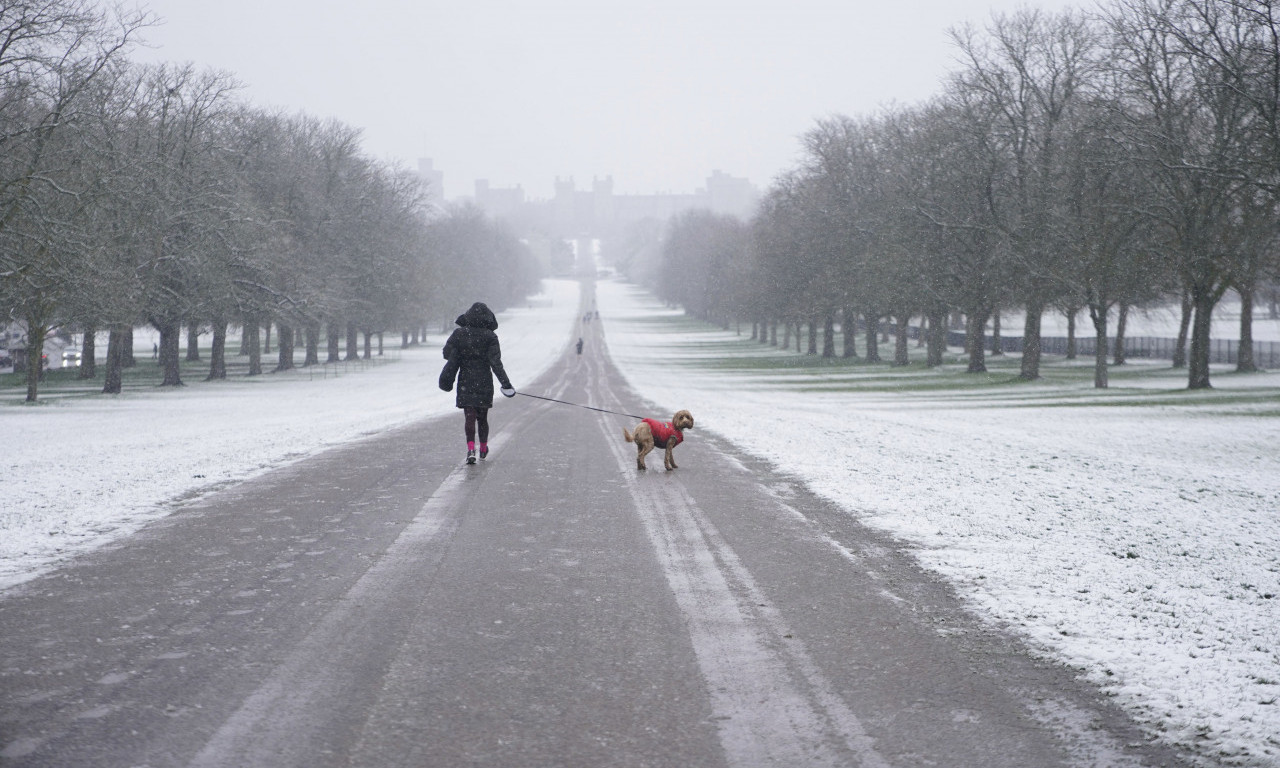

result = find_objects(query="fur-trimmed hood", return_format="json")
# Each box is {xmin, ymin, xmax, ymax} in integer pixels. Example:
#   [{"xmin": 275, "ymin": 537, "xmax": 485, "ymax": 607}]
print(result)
[{"xmin": 455, "ymin": 302, "xmax": 498, "ymax": 331}]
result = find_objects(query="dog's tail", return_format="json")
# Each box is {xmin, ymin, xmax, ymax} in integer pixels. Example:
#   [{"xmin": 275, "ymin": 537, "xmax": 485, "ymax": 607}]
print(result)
[{"xmin": 622, "ymin": 427, "xmax": 635, "ymax": 443}]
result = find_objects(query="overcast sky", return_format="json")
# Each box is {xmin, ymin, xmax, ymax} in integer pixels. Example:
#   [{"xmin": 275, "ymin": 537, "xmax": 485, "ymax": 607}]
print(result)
[{"xmin": 131, "ymin": 0, "xmax": 1083, "ymax": 200}]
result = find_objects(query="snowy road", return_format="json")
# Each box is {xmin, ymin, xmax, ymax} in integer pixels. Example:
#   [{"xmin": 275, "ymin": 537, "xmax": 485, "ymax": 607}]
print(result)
[{"xmin": 0, "ymin": 284, "xmax": 1188, "ymax": 767}]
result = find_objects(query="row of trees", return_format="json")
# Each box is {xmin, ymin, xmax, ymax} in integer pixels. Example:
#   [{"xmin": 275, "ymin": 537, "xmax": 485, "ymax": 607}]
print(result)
[
  {"xmin": 654, "ymin": 0, "xmax": 1280, "ymax": 390},
  {"xmin": 2, "ymin": 1, "xmax": 539, "ymax": 402}
]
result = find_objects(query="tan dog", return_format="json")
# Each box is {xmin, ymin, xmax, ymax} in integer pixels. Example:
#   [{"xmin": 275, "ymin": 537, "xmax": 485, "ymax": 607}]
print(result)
[{"xmin": 622, "ymin": 410, "xmax": 694, "ymax": 471}]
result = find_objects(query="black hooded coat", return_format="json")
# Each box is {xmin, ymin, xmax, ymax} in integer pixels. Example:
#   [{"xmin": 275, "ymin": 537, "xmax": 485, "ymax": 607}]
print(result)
[{"xmin": 439, "ymin": 302, "xmax": 513, "ymax": 409}]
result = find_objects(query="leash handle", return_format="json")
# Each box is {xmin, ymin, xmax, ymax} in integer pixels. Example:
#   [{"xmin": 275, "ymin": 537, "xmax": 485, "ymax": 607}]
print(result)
[{"xmin": 515, "ymin": 391, "xmax": 645, "ymax": 420}]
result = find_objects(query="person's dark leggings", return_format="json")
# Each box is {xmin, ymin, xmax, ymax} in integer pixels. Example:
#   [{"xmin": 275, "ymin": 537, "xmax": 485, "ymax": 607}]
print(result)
[{"xmin": 463, "ymin": 407, "xmax": 489, "ymax": 444}]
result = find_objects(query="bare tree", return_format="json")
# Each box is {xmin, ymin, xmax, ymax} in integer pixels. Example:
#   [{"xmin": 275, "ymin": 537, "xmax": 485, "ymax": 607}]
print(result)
[
  {"xmin": 1158, "ymin": 0, "xmax": 1280, "ymax": 372},
  {"xmin": 0, "ymin": 1, "xmax": 151, "ymax": 401},
  {"xmin": 1105, "ymin": 0, "xmax": 1258, "ymax": 389},
  {"xmin": 909, "ymin": 97, "xmax": 1011, "ymax": 374},
  {"xmin": 949, "ymin": 7, "xmax": 1100, "ymax": 380}
]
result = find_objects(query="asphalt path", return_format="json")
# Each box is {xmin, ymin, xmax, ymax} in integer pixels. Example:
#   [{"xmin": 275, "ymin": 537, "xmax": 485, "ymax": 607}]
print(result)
[{"xmin": 1, "ymin": 283, "xmax": 1191, "ymax": 767}]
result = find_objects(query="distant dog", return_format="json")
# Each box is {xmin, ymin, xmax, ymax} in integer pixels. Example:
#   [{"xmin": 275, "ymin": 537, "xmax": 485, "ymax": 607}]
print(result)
[{"xmin": 623, "ymin": 410, "xmax": 694, "ymax": 471}]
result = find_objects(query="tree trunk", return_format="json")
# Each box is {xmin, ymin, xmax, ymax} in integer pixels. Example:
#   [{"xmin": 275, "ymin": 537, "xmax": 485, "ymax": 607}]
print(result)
[
  {"xmin": 893, "ymin": 315, "xmax": 910, "ymax": 366},
  {"xmin": 186, "ymin": 323, "xmax": 201, "ymax": 361},
  {"xmin": 363, "ymin": 330, "xmax": 373, "ymax": 360},
  {"xmin": 157, "ymin": 318, "xmax": 183, "ymax": 387},
  {"xmin": 1173, "ymin": 289, "xmax": 1192, "ymax": 369},
  {"xmin": 1019, "ymin": 302, "xmax": 1043, "ymax": 381},
  {"xmin": 769, "ymin": 321, "xmax": 777, "ymax": 346},
  {"xmin": 304, "ymin": 322, "xmax": 320, "ymax": 366},
  {"xmin": 842, "ymin": 307, "xmax": 857, "ymax": 357},
  {"xmin": 377, "ymin": 332, "xmax": 384, "ymax": 356},
  {"xmin": 806, "ymin": 319, "xmax": 817, "ymax": 355},
  {"xmin": 991, "ymin": 311, "xmax": 1003, "ymax": 356},
  {"xmin": 1188, "ymin": 286, "xmax": 1216, "ymax": 390},
  {"xmin": 822, "ymin": 314, "xmax": 835, "ymax": 358},
  {"xmin": 926, "ymin": 308, "xmax": 947, "ymax": 367},
  {"xmin": 245, "ymin": 321, "xmax": 262, "ymax": 376},
  {"xmin": 782, "ymin": 322, "xmax": 792, "ymax": 350},
  {"xmin": 862, "ymin": 315, "xmax": 881, "ymax": 362},
  {"xmin": 326, "ymin": 323, "xmax": 341, "ymax": 363},
  {"xmin": 1113, "ymin": 303, "xmax": 1129, "ymax": 365},
  {"xmin": 276, "ymin": 321, "xmax": 295, "ymax": 372},
  {"xmin": 966, "ymin": 310, "xmax": 989, "ymax": 374},
  {"xmin": 207, "ymin": 320, "xmax": 227, "ymax": 380},
  {"xmin": 263, "ymin": 322, "xmax": 272, "ymax": 355},
  {"xmin": 1065, "ymin": 308, "xmax": 1077, "ymax": 360},
  {"xmin": 346, "ymin": 322, "xmax": 360, "ymax": 361},
  {"xmin": 103, "ymin": 326, "xmax": 125, "ymax": 394},
  {"xmin": 79, "ymin": 325, "xmax": 97, "ymax": 379},
  {"xmin": 122, "ymin": 327, "xmax": 136, "ymax": 368},
  {"xmin": 1237, "ymin": 287, "xmax": 1257, "ymax": 373},
  {"xmin": 1089, "ymin": 304, "xmax": 1109, "ymax": 389},
  {"xmin": 24, "ymin": 321, "xmax": 47, "ymax": 402}
]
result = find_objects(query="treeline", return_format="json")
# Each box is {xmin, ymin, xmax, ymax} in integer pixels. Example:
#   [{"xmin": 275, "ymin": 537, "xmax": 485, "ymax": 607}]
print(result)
[
  {"xmin": 652, "ymin": 0, "xmax": 1280, "ymax": 390},
  {"xmin": 1, "ymin": 2, "xmax": 540, "ymax": 402}
]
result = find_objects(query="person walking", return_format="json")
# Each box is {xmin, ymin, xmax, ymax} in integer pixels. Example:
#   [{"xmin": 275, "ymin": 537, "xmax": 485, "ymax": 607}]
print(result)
[{"xmin": 440, "ymin": 302, "xmax": 516, "ymax": 464}]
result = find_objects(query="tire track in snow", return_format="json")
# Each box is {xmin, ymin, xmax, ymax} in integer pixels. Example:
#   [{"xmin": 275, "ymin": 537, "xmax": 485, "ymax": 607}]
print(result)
[{"xmin": 587, "ymin": 345, "xmax": 889, "ymax": 768}]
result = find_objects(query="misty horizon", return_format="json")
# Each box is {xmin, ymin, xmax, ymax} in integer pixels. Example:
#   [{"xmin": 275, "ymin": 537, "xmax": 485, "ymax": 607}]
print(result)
[{"xmin": 130, "ymin": 0, "xmax": 1081, "ymax": 200}]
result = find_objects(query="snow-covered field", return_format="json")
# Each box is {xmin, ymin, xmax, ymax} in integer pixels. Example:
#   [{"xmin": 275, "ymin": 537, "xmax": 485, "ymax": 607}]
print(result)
[
  {"xmin": 598, "ymin": 277, "xmax": 1280, "ymax": 767},
  {"xmin": 1003, "ymin": 294, "xmax": 1280, "ymax": 343},
  {"xmin": 0, "ymin": 279, "xmax": 580, "ymax": 589}
]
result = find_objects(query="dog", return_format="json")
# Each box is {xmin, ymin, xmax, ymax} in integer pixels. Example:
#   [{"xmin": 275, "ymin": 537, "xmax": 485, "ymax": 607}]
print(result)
[{"xmin": 622, "ymin": 410, "xmax": 694, "ymax": 471}]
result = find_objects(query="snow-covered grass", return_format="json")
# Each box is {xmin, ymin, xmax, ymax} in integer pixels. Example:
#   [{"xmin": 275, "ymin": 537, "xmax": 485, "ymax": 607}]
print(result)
[
  {"xmin": 0, "ymin": 279, "xmax": 580, "ymax": 590},
  {"xmin": 598, "ymin": 277, "xmax": 1280, "ymax": 767}
]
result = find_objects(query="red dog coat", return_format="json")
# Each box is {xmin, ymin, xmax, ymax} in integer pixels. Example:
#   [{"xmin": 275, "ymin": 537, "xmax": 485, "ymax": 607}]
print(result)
[{"xmin": 642, "ymin": 418, "xmax": 684, "ymax": 449}]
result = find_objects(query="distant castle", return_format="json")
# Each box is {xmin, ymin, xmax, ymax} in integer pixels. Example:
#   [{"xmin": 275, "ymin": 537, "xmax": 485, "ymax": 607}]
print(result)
[
  {"xmin": 416, "ymin": 159, "xmax": 758, "ymax": 239},
  {"xmin": 416, "ymin": 158, "xmax": 446, "ymax": 210}
]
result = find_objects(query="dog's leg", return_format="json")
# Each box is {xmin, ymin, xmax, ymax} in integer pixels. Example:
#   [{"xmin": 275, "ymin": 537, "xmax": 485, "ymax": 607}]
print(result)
[
  {"xmin": 664, "ymin": 444, "xmax": 677, "ymax": 471},
  {"xmin": 637, "ymin": 440, "xmax": 652, "ymax": 471}
]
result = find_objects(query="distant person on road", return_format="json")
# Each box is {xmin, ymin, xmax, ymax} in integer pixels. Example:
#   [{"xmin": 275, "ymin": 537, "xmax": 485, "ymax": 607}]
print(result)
[
  {"xmin": 576, "ymin": 337, "xmax": 584, "ymax": 355},
  {"xmin": 440, "ymin": 302, "xmax": 515, "ymax": 465}
]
